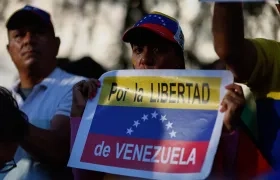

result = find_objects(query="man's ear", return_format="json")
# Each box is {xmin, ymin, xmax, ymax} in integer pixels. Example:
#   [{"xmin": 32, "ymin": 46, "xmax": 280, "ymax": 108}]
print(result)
[{"xmin": 54, "ymin": 37, "xmax": 61, "ymax": 56}]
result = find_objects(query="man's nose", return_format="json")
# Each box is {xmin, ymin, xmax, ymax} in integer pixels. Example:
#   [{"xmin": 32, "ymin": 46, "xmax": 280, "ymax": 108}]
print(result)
[
  {"xmin": 139, "ymin": 46, "xmax": 155, "ymax": 67},
  {"xmin": 23, "ymin": 32, "xmax": 35, "ymax": 44}
]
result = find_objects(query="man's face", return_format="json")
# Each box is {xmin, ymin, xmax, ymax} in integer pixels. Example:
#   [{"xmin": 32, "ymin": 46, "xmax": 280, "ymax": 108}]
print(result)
[
  {"xmin": 0, "ymin": 142, "xmax": 17, "ymax": 169},
  {"xmin": 130, "ymin": 30, "xmax": 184, "ymax": 69},
  {"xmin": 7, "ymin": 22, "xmax": 59, "ymax": 72}
]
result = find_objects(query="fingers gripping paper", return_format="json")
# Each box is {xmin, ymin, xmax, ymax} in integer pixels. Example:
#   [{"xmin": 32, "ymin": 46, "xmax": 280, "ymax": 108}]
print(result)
[{"xmin": 68, "ymin": 70, "xmax": 233, "ymax": 180}]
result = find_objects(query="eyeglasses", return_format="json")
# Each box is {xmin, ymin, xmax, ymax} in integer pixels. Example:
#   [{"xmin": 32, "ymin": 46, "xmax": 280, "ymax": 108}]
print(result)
[{"xmin": 0, "ymin": 159, "xmax": 16, "ymax": 174}]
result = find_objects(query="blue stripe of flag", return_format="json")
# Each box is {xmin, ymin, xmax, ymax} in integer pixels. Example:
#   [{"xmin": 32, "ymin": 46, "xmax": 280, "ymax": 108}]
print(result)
[{"xmin": 89, "ymin": 106, "xmax": 217, "ymax": 141}]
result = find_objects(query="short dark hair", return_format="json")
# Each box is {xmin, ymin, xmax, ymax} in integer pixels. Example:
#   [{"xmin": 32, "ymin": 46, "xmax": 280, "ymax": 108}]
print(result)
[{"xmin": 0, "ymin": 87, "xmax": 28, "ymax": 142}]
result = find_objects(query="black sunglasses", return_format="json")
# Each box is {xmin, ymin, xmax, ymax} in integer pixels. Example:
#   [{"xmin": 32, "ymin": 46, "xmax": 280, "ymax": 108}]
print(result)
[{"xmin": 0, "ymin": 159, "xmax": 16, "ymax": 174}]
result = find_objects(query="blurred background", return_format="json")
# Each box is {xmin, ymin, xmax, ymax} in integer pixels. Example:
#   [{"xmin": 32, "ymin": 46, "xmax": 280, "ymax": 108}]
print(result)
[{"xmin": 0, "ymin": 0, "xmax": 280, "ymax": 87}]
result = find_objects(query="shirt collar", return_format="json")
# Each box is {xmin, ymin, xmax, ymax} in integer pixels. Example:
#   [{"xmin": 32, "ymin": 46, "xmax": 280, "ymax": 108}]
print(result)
[{"xmin": 11, "ymin": 68, "xmax": 61, "ymax": 92}]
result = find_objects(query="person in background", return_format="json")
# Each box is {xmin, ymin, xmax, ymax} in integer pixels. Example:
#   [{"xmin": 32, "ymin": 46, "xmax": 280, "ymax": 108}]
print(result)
[
  {"xmin": 212, "ymin": 2, "xmax": 280, "ymax": 171},
  {"xmin": 0, "ymin": 87, "xmax": 27, "ymax": 180},
  {"xmin": 4, "ymin": 5, "xmax": 86, "ymax": 180},
  {"xmin": 57, "ymin": 56, "xmax": 107, "ymax": 79},
  {"xmin": 69, "ymin": 12, "xmax": 263, "ymax": 180}
]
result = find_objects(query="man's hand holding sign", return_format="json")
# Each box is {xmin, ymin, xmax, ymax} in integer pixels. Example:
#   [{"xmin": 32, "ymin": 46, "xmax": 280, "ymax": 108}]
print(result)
[
  {"xmin": 71, "ymin": 79, "xmax": 101, "ymax": 118},
  {"xmin": 221, "ymin": 84, "xmax": 245, "ymax": 133},
  {"xmin": 68, "ymin": 70, "xmax": 240, "ymax": 180}
]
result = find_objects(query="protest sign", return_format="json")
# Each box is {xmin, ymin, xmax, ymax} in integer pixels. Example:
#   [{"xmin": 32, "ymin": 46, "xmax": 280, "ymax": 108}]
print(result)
[{"xmin": 68, "ymin": 70, "xmax": 233, "ymax": 180}]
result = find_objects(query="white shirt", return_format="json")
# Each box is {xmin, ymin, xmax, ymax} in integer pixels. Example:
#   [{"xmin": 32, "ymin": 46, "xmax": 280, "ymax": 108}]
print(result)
[{"xmin": 1, "ymin": 68, "xmax": 86, "ymax": 180}]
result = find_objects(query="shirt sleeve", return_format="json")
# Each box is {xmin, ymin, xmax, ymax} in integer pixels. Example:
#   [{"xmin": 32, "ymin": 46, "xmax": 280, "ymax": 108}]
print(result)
[
  {"xmin": 55, "ymin": 88, "xmax": 73, "ymax": 117},
  {"xmin": 247, "ymin": 38, "xmax": 280, "ymax": 95},
  {"xmin": 55, "ymin": 75, "xmax": 88, "ymax": 117}
]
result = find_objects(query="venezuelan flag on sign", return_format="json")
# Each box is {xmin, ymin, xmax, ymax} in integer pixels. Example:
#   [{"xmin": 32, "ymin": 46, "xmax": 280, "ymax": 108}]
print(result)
[
  {"xmin": 80, "ymin": 76, "xmax": 222, "ymax": 176},
  {"xmin": 82, "ymin": 106, "xmax": 217, "ymax": 173}
]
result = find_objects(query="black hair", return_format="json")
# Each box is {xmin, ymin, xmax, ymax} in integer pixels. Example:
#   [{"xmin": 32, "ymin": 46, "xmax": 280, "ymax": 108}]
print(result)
[{"xmin": 0, "ymin": 87, "xmax": 28, "ymax": 142}]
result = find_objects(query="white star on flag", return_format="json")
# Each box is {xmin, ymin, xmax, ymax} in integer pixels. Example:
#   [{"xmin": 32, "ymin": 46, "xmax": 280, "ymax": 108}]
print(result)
[
  {"xmin": 151, "ymin": 111, "xmax": 158, "ymax": 118},
  {"xmin": 160, "ymin": 115, "xmax": 167, "ymax": 122},
  {"xmin": 126, "ymin": 128, "xmax": 133, "ymax": 135},
  {"xmin": 141, "ymin": 114, "xmax": 148, "ymax": 121},
  {"xmin": 133, "ymin": 120, "xmax": 140, "ymax": 128},
  {"xmin": 169, "ymin": 130, "xmax": 177, "ymax": 138},
  {"xmin": 125, "ymin": 112, "xmax": 179, "ymax": 138},
  {"xmin": 166, "ymin": 121, "xmax": 173, "ymax": 130}
]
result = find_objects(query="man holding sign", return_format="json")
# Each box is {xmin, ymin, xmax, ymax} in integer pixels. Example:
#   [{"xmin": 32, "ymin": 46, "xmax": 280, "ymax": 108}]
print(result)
[
  {"xmin": 212, "ymin": 1, "xmax": 280, "ymax": 171},
  {"xmin": 68, "ymin": 12, "xmax": 249, "ymax": 179},
  {"xmin": 121, "ymin": 11, "xmax": 244, "ymax": 134}
]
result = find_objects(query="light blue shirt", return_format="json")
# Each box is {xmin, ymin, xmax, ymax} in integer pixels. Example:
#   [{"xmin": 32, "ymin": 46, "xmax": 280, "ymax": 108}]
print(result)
[{"xmin": 1, "ymin": 68, "xmax": 86, "ymax": 180}]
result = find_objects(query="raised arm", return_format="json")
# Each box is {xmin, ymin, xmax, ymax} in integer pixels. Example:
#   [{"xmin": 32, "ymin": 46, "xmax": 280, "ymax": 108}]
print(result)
[{"xmin": 212, "ymin": 3, "xmax": 257, "ymax": 83}]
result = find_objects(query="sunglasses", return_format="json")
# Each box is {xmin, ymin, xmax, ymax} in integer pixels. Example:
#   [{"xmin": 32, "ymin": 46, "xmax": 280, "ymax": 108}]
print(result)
[{"xmin": 0, "ymin": 159, "xmax": 16, "ymax": 174}]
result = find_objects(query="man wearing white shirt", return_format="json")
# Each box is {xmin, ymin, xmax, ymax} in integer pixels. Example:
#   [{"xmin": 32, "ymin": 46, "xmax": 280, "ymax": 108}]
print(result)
[{"xmin": 2, "ymin": 5, "xmax": 86, "ymax": 180}]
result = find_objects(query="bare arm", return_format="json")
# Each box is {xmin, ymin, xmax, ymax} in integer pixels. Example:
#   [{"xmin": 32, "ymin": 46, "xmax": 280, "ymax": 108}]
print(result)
[
  {"xmin": 212, "ymin": 3, "xmax": 257, "ymax": 82},
  {"xmin": 20, "ymin": 115, "xmax": 70, "ymax": 167}
]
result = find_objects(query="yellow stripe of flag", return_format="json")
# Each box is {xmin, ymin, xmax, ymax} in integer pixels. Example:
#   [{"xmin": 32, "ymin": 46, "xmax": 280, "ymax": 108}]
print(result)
[{"xmin": 98, "ymin": 76, "xmax": 221, "ymax": 110}]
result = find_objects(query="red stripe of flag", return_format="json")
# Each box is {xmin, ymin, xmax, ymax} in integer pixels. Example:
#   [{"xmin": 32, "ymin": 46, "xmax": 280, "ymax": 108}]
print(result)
[{"xmin": 81, "ymin": 133, "xmax": 209, "ymax": 173}]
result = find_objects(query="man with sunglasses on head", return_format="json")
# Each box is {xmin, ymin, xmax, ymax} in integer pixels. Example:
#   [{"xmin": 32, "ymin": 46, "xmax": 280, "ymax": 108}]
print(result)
[
  {"xmin": 0, "ymin": 87, "xmax": 28, "ymax": 179},
  {"xmin": 4, "ymin": 5, "xmax": 86, "ymax": 180},
  {"xmin": 212, "ymin": 2, "xmax": 280, "ymax": 171},
  {"xmin": 69, "ymin": 12, "xmax": 256, "ymax": 179}
]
